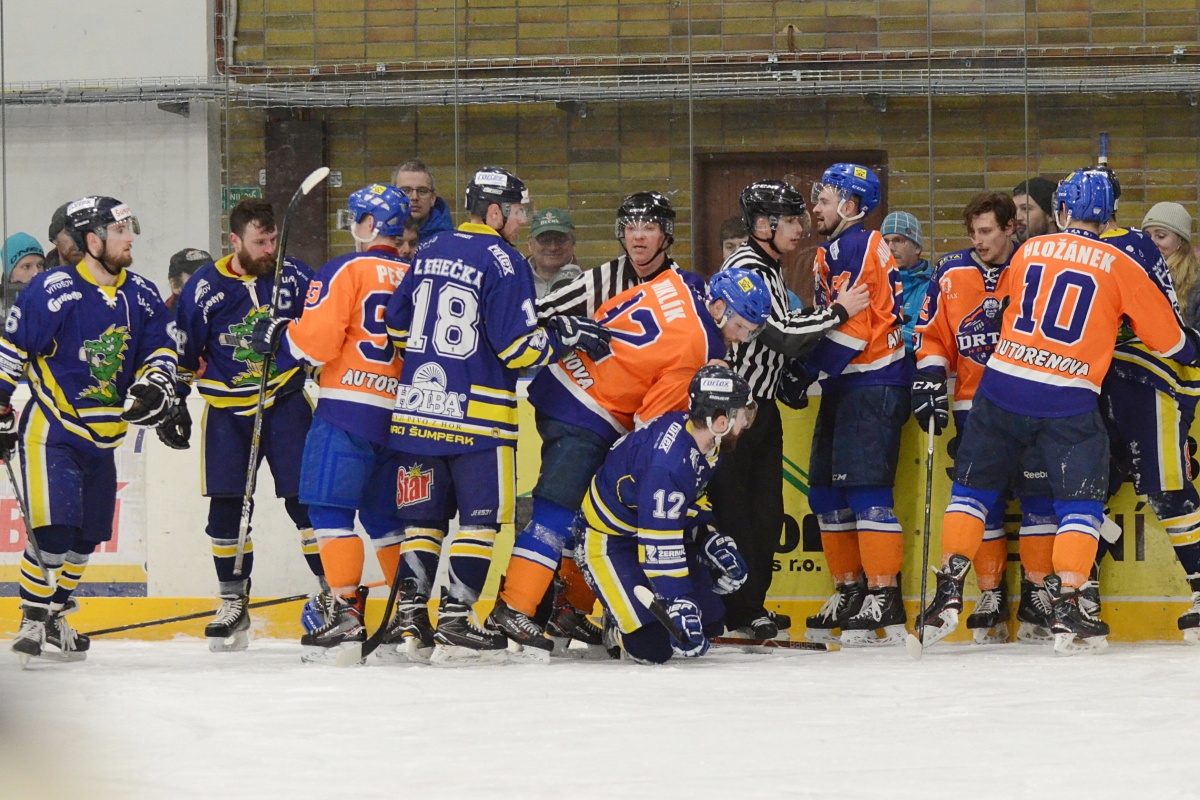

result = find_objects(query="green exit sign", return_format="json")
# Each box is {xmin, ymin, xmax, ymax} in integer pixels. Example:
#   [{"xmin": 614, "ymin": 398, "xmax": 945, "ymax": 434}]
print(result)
[{"xmin": 222, "ymin": 186, "xmax": 262, "ymax": 210}]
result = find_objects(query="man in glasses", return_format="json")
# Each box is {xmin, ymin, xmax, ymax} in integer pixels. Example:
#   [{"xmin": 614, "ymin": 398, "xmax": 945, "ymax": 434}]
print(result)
[{"xmin": 392, "ymin": 159, "xmax": 454, "ymax": 241}]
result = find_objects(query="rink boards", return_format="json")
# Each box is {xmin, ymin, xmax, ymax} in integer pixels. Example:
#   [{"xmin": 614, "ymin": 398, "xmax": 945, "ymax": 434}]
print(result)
[{"xmin": 1, "ymin": 390, "xmax": 1195, "ymax": 642}]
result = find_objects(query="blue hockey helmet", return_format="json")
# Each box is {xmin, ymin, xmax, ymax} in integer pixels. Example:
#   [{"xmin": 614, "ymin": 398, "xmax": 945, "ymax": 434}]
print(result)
[
  {"xmin": 811, "ymin": 163, "xmax": 882, "ymax": 218},
  {"xmin": 348, "ymin": 184, "xmax": 411, "ymax": 238},
  {"xmin": 1055, "ymin": 169, "xmax": 1114, "ymax": 226},
  {"xmin": 688, "ymin": 364, "xmax": 756, "ymax": 428},
  {"xmin": 709, "ymin": 267, "xmax": 771, "ymax": 333}
]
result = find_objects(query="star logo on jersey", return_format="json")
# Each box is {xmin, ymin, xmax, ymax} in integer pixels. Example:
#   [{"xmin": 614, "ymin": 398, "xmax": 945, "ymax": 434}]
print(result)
[
  {"xmin": 396, "ymin": 465, "xmax": 434, "ymax": 509},
  {"xmin": 955, "ymin": 296, "xmax": 1003, "ymax": 366},
  {"xmin": 226, "ymin": 306, "xmax": 281, "ymax": 388},
  {"xmin": 77, "ymin": 324, "xmax": 130, "ymax": 405}
]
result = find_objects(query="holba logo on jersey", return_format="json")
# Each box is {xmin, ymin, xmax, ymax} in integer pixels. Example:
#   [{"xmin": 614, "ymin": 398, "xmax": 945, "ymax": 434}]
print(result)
[
  {"xmin": 956, "ymin": 297, "xmax": 1003, "ymax": 366},
  {"xmin": 396, "ymin": 466, "xmax": 434, "ymax": 509},
  {"xmin": 395, "ymin": 363, "xmax": 466, "ymax": 419}
]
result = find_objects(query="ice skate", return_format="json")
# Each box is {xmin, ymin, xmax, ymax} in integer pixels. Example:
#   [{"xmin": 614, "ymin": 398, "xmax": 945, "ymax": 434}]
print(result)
[
  {"xmin": 1016, "ymin": 578, "xmax": 1054, "ymax": 643},
  {"xmin": 300, "ymin": 588, "xmax": 366, "ymax": 664},
  {"xmin": 43, "ymin": 598, "xmax": 90, "ymax": 662},
  {"xmin": 488, "ymin": 598, "xmax": 553, "ymax": 664},
  {"xmin": 377, "ymin": 579, "xmax": 434, "ymax": 664},
  {"xmin": 206, "ymin": 591, "xmax": 251, "ymax": 652},
  {"xmin": 546, "ymin": 605, "xmax": 608, "ymax": 659},
  {"xmin": 1046, "ymin": 575, "xmax": 1109, "ymax": 656},
  {"xmin": 804, "ymin": 578, "xmax": 866, "ymax": 643},
  {"xmin": 840, "ymin": 586, "xmax": 906, "ymax": 646},
  {"xmin": 1178, "ymin": 575, "xmax": 1200, "ymax": 644},
  {"xmin": 601, "ymin": 612, "xmax": 622, "ymax": 660},
  {"xmin": 430, "ymin": 591, "xmax": 507, "ymax": 667},
  {"xmin": 916, "ymin": 555, "xmax": 971, "ymax": 648},
  {"xmin": 1078, "ymin": 566, "xmax": 1103, "ymax": 622},
  {"xmin": 10, "ymin": 605, "xmax": 49, "ymax": 667},
  {"xmin": 966, "ymin": 584, "xmax": 1010, "ymax": 645}
]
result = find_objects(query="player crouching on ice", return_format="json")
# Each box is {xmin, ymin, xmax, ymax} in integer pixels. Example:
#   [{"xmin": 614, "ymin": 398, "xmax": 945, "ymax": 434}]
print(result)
[
  {"xmin": 576, "ymin": 365, "xmax": 755, "ymax": 664},
  {"xmin": 6, "ymin": 197, "xmax": 178, "ymax": 664}
]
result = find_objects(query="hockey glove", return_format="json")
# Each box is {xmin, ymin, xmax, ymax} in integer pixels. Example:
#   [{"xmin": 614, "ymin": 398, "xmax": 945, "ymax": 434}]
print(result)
[
  {"xmin": 667, "ymin": 596, "xmax": 709, "ymax": 659},
  {"xmin": 911, "ymin": 369, "xmax": 949, "ymax": 435},
  {"xmin": 546, "ymin": 315, "xmax": 612, "ymax": 361},
  {"xmin": 249, "ymin": 316, "xmax": 290, "ymax": 357},
  {"xmin": 155, "ymin": 397, "xmax": 192, "ymax": 450},
  {"xmin": 121, "ymin": 370, "xmax": 176, "ymax": 427},
  {"xmin": 776, "ymin": 359, "xmax": 816, "ymax": 410},
  {"xmin": 0, "ymin": 406, "xmax": 17, "ymax": 462},
  {"xmin": 701, "ymin": 527, "xmax": 748, "ymax": 595}
]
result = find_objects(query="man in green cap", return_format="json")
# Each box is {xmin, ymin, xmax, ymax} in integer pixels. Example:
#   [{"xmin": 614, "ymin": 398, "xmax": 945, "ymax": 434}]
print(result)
[{"xmin": 527, "ymin": 207, "xmax": 582, "ymax": 299}]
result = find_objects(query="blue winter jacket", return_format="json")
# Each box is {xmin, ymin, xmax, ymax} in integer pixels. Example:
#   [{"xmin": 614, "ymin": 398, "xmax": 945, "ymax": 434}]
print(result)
[{"xmin": 899, "ymin": 259, "xmax": 931, "ymax": 355}]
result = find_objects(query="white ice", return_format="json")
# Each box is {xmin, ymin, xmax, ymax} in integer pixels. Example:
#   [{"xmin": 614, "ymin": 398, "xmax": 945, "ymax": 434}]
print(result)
[{"xmin": 3, "ymin": 639, "xmax": 1199, "ymax": 800}]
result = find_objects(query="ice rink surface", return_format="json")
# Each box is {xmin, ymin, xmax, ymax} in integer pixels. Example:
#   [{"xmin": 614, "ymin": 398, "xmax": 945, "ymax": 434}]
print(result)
[{"xmin": 3, "ymin": 639, "xmax": 1199, "ymax": 800}]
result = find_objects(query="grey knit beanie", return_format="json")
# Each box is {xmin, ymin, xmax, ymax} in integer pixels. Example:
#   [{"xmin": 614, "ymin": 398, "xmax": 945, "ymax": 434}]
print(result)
[{"xmin": 1142, "ymin": 202, "xmax": 1192, "ymax": 245}]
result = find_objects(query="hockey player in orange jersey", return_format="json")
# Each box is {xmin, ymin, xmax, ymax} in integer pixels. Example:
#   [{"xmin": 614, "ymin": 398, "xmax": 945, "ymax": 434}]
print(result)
[
  {"xmin": 250, "ymin": 184, "xmax": 413, "ymax": 662},
  {"xmin": 917, "ymin": 169, "xmax": 1200, "ymax": 655}
]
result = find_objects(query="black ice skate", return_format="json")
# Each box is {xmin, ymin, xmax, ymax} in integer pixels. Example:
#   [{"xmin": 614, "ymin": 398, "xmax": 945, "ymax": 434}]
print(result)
[
  {"xmin": 804, "ymin": 578, "xmax": 866, "ymax": 643},
  {"xmin": 1178, "ymin": 575, "xmax": 1200, "ymax": 644},
  {"xmin": 489, "ymin": 599, "xmax": 553, "ymax": 663},
  {"xmin": 1078, "ymin": 564, "xmax": 1102, "ymax": 621},
  {"xmin": 1016, "ymin": 578, "xmax": 1054, "ymax": 643},
  {"xmin": 916, "ymin": 554, "xmax": 971, "ymax": 648},
  {"xmin": 206, "ymin": 591, "xmax": 251, "ymax": 652},
  {"xmin": 430, "ymin": 591, "xmax": 507, "ymax": 666},
  {"xmin": 1045, "ymin": 575, "xmax": 1109, "ymax": 656},
  {"xmin": 733, "ymin": 610, "xmax": 792, "ymax": 641},
  {"xmin": 545, "ymin": 586, "xmax": 607, "ymax": 659},
  {"xmin": 841, "ymin": 585, "xmax": 906, "ymax": 646},
  {"xmin": 10, "ymin": 605, "xmax": 49, "ymax": 666},
  {"xmin": 300, "ymin": 587, "xmax": 366, "ymax": 664},
  {"xmin": 378, "ymin": 579, "xmax": 435, "ymax": 664},
  {"xmin": 601, "ymin": 612, "xmax": 622, "ymax": 660},
  {"xmin": 44, "ymin": 598, "xmax": 90, "ymax": 662},
  {"xmin": 966, "ymin": 583, "xmax": 1010, "ymax": 645}
]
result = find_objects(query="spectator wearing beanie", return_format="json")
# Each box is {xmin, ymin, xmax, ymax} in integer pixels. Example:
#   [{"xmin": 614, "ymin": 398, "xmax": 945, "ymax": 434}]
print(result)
[
  {"xmin": 1143, "ymin": 202, "xmax": 1200, "ymax": 327},
  {"xmin": 166, "ymin": 247, "xmax": 212, "ymax": 312},
  {"xmin": 1013, "ymin": 177, "xmax": 1058, "ymax": 243},
  {"xmin": 1, "ymin": 232, "xmax": 45, "ymax": 310},
  {"xmin": 881, "ymin": 210, "xmax": 929, "ymax": 355}
]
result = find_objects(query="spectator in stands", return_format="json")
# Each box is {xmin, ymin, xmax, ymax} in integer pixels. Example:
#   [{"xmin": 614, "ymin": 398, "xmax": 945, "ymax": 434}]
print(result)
[
  {"xmin": 1013, "ymin": 177, "xmax": 1059, "ymax": 243},
  {"xmin": 2, "ymin": 232, "xmax": 45, "ymax": 311},
  {"xmin": 43, "ymin": 202, "xmax": 81, "ymax": 270},
  {"xmin": 527, "ymin": 207, "xmax": 582, "ymax": 299},
  {"xmin": 881, "ymin": 211, "xmax": 930, "ymax": 355},
  {"xmin": 1143, "ymin": 202, "xmax": 1200, "ymax": 327},
  {"xmin": 719, "ymin": 215, "xmax": 749, "ymax": 261},
  {"xmin": 392, "ymin": 159, "xmax": 453, "ymax": 240},
  {"xmin": 166, "ymin": 247, "xmax": 212, "ymax": 313},
  {"xmin": 398, "ymin": 215, "xmax": 420, "ymax": 262}
]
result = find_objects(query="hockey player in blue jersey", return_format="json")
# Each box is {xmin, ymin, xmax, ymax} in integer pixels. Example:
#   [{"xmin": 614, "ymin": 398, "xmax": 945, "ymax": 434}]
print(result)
[
  {"xmin": 384, "ymin": 166, "xmax": 611, "ymax": 665},
  {"xmin": 578, "ymin": 365, "xmax": 757, "ymax": 663},
  {"xmin": 5, "ymin": 196, "xmax": 178, "ymax": 663},
  {"xmin": 172, "ymin": 199, "xmax": 326, "ymax": 652}
]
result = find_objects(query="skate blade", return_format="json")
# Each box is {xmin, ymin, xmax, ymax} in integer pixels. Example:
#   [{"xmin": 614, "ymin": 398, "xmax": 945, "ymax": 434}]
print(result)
[
  {"xmin": 905, "ymin": 633, "xmax": 923, "ymax": 659},
  {"xmin": 552, "ymin": 642, "xmax": 612, "ymax": 660},
  {"xmin": 505, "ymin": 641, "xmax": 551, "ymax": 664},
  {"xmin": 1016, "ymin": 622, "xmax": 1054, "ymax": 643},
  {"xmin": 429, "ymin": 644, "xmax": 508, "ymax": 667},
  {"xmin": 37, "ymin": 649, "xmax": 87, "ymax": 663},
  {"xmin": 804, "ymin": 628, "xmax": 840, "ymax": 644},
  {"xmin": 301, "ymin": 642, "xmax": 364, "ymax": 665},
  {"xmin": 917, "ymin": 610, "xmax": 959, "ymax": 648},
  {"xmin": 839, "ymin": 625, "xmax": 906, "ymax": 647},
  {"xmin": 971, "ymin": 625, "xmax": 1009, "ymax": 645},
  {"xmin": 1183, "ymin": 627, "xmax": 1200, "ymax": 646},
  {"xmin": 374, "ymin": 638, "xmax": 432, "ymax": 664},
  {"xmin": 207, "ymin": 630, "xmax": 250, "ymax": 653},
  {"xmin": 1053, "ymin": 632, "xmax": 1109, "ymax": 656}
]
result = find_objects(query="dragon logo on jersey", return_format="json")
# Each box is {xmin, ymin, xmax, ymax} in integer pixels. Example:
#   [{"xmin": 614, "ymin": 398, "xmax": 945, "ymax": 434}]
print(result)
[
  {"xmin": 78, "ymin": 324, "xmax": 130, "ymax": 405},
  {"xmin": 226, "ymin": 307, "xmax": 281, "ymax": 387},
  {"xmin": 955, "ymin": 297, "xmax": 1003, "ymax": 366},
  {"xmin": 396, "ymin": 465, "xmax": 433, "ymax": 509}
]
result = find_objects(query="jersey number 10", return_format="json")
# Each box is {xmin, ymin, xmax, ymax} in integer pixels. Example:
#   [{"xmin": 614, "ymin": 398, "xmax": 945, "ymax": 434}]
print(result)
[{"xmin": 1012, "ymin": 264, "xmax": 1097, "ymax": 346}]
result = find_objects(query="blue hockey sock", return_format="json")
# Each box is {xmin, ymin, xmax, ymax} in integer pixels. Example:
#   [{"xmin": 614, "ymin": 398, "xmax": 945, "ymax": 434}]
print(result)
[
  {"xmin": 208, "ymin": 497, "xmax": 251, "ymax": 593},
  {"xmin": 399, "ymin": 521, "xmax": 446, "ymax": 596},
  {"xmin": 446, "ymin": 526, "xmax": 497, "ymax": 604}
]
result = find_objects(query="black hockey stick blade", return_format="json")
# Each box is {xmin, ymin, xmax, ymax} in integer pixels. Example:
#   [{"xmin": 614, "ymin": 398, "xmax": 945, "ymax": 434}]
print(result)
[
  {"xmin": 632, "ymin": 585, "xmax": 687, "ymax": 645},
  {"xmin": 336, "ymin": 562, "xmax": 405, "ymax": 667},
  {"xmin": 711, "ymin": 636, "xmax": 839, "ymax": 652}
]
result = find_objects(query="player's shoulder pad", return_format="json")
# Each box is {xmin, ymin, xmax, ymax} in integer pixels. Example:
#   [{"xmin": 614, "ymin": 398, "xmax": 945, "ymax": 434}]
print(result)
[
  {"xmin": 826, "ymin": 224, "xmax": 871, "ymax": 263},
  {"xmin": 483, "ymin": 238, "xmax": 527, "ymax": 279},
  {"xmin": 284, "ymin": 256, "xmax": 313, "ymax": 278},
  {"xmin": 26, "ymin": 268, "xmax": 81, "ymax": 312},
  {"xmin": 934, "ymin": 247, "xmax": 975, "ymax": 275}
]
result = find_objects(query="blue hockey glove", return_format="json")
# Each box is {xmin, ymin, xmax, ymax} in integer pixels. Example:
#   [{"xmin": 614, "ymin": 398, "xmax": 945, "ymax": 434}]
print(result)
[
  {"xmin": 911, "ymin": 369, "xmax": 949, "ymax": 435},
  {"xmin": 121, "ymin": 370, "xmax": 176, "ymax": 427},
  {"xmin": 249, "ymin": 316, "xmax": 290, "ymax": 357},
  {"xmin": 701, "ymin": 527, "xmax": 747, "ymax": 595},
  {"xmin": 776, "ymin": 359, "xmax": 816, "ymax": 410},
  {"xmin": 0, "ymin": 405, "xmax": 17, "ymax": 462},
  {"xmin": 667, "ymin": 596, "xmax": 709, "ymax": 659},
  {"xmin": 155, "ymin": 397, "xmax": 192, "ymax": 450},
  {"xmin": 546, "ymin": 315, "xmax": 612, "ymax": 360}
]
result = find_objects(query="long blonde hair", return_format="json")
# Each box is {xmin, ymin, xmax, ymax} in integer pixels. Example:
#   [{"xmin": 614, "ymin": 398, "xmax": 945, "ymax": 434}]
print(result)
[{"xmin": 1169, "ymin": 246, "xmax": 1200, "ymax": 321}]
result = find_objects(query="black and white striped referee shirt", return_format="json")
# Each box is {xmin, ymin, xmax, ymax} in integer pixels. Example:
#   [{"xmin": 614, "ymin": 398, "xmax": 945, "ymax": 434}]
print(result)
[
  {"xmin": 537, "ymin": 255, "xmax": 705, "ymax": 322},
  {"xmin": 724, "ymin": 240, "xmax": 849, "ymax": 400}
]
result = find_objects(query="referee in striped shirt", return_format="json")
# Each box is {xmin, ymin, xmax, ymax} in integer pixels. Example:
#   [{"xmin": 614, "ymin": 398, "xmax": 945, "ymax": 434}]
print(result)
[{"xmin": 709, "ymin": 180, "xmax": 870, "ymax": 639}]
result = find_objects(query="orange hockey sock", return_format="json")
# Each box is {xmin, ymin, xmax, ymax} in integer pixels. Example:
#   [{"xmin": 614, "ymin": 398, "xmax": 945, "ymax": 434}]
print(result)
[
  {"xmin": 499, "ymin": 556, "xmax": 556, "ymax": 617},
  {"xmin": 374, "ymin": 542, "xmax": 401, "ymax": 588},
  {"xmin": 857, "ymin": 531, "xmax": 903, "ymax": 587},
  {"xmin": 558, "ymin": 556, "xmax": 597, "ymax": 613},
  {"xmin": 318, "ymin": 535, "xmax": 365, "ymax": 597},
  {"xmin": 941, "ymin": 509, "xmax": 986, "ymax": 562},
  {"xmin": 1052, "ymin": 531, "xmax": 1099, "ymax": 589},
  {"xmin": 1019, "ymin": 535, "xmax": 1055, "ymax": 584},
  {"xmin": 974, "ymin": 536, "xmax": 1009, "ymax": 591},
  {"xmin": 820, "ymin": 531, "xmax": 862, "ymax": 584}
]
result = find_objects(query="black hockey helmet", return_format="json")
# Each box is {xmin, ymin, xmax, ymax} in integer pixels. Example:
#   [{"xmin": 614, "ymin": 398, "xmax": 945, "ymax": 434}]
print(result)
[
  {"xmin": 464, "ymin": 166, "xmax": 530, "ymax": 219},
  {"xmin": 66, "ymin": 195, "xmax": 139, "ymax": 251},
  {"xmin": 615, "ymin": 191, "xmax": 675, "ymax": 241},
  {"xmin": 740, "ymin": 180, "xmax": 808, "ymax": 235},
  {"xmin": 689, "ymin": 364, "xmax": 755, "ymax": 425}
]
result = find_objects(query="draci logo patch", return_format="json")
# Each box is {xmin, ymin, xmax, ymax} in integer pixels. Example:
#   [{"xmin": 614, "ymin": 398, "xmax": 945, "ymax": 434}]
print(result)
[
  {"xmin": 737, "ymin": 277, "xmax": 754, "ymax": 292},
  {"xmin": 396, "ymin": 465, "xmax": 434, "ymax": 509}
]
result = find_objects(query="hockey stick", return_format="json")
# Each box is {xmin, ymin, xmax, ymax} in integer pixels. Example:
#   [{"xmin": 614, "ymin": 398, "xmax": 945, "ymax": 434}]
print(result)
[
  {"xmin": 710, "ymin": 636, "xmax": 838, "ymax": 653},
  {"xmin": 233, "ymin": 166, "xmax": 330, "ymax": 576},
  {"xmin": 906, "ymin": 416, "xmax": 938, "ymax": 660},
  {"xmin": 84, "ymin": 579, "xmax": 386, "ymax": 637},
  {"xmin": 4, "ymin": 455, "xmax": 52, "ymax": 590},
  {"xmin": 335, "ymin": 554, "xmax": 406, "ymax": 667},
  {"xmin": 632, "ymin": 585, "xmax": 687, "ymax": 645}
]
